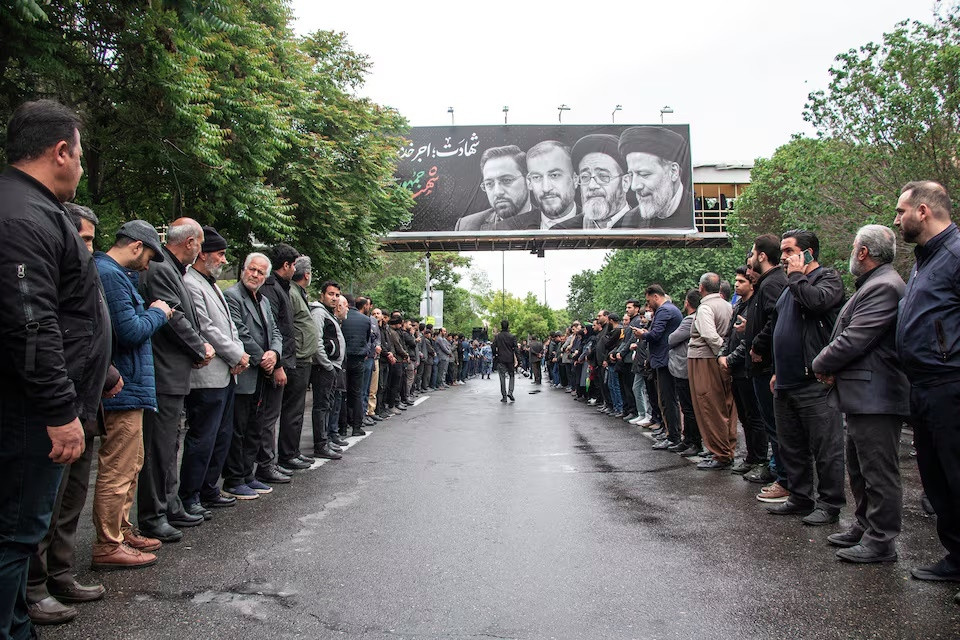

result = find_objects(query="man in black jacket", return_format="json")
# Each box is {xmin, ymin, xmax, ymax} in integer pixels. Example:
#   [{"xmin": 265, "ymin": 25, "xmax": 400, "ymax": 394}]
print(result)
[
  {"xmin": 0, "ymin": 100, "xmax": 112, "ymax": 640},
  {"xmin": 257, "ymin": 243, "xmax": 300, "ymax": 481},
  {"xmin": 493, "ymin": 320, "xmax": 519, "ymax": 402},
  {"xmin": 765, "ymin": 230, "xmax": 845, "ymax": 525},
  {"xmin": 341, "ymin": 294, "xmax": 372, "ymax": 435},
  {"xmin": 722, "ymin": 234, "xmax": 788, "ymax": 494},
  {"xmin": 137, "ymin": 218, "xmax": 213, "ymax": 541}
]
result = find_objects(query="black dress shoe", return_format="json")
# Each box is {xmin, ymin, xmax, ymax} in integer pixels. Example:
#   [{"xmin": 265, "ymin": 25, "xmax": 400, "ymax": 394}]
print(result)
[
  {"xmin": 167, "ymin": 511, "xmax": 204, "ymax": 528},
  {"xmin": 363, "ymin": 417, "xmax": 376, "ymax": 427},
  {"xmin": 501, "ymin": 397, "xmax": 508, "ymax": 403},
  {"xmin": 370, "ymin": 414, "xmax": 383, "ymax": 422},
  {"xmin": 666, "ymin": 441, "xmax": 689, "ymax": 453},
  {"xmin": 911, "ymin": 557, "xmax": 960, "ymax": 581},
  {"xmin": 331, "ymin": 434, "xmax": 349, "ymax": 446},
  {"xmin": 827, "ymin": 528, "xmax": 863, "ymax": 548},
  {"xmin": 48, "ymin": 579, "xmax": 105, "ymax": 603},
  {"xmin": 507, "ymin": 394, "xmax": 515, "ymax": 402},
  {"xmin": 201, "ymin": 494, "xmax": 237, "ymax": 508},
  {"xmin": 256, "ymin": 467, "xmax": 292, "ymax": 484},
  {"xmin": 275, "ymin": 464, "xmax": 295, "ymax": 475},
  {"xmin": 280, "ymin": 457, "xmax": 312, "ymax": 471},
  {"xmin": 766, "ymin": 501, "xmax": 814, "ymax": 516},
  {"xmin": 315, "ymin": 443, "xmax": 343, "ymax": 460},
  {"xmin": 836, "ymin": 544, "xmax": 897, "ymax": 564},
  {"xmin": 351, "ymin": 428, "xmax": 367, "ymax": 437},
  {"xmin": 185, "ymin": 503, "xmax": 212, "ymax": 520},
  {"xmin": 680, "ymin": 447, "xmax": 705, "ymax": 458},
  {"xmin": 697, "ymin": 458, "xmax": 732, "ymax": 470},
  {"xmin": 297, "ymin": 454, "xmax": 315, "ymax": 464},
  {"xmin": 140, "ymin": 522, "xmax": 183, "ymax": 542},
  {"xmin": 328, "ymin": 442, "xmax": 342, "ymax": 452},
  {"xmin": 27, "ymin": 596, "xmax": 77, "ymax": 625},
  {"xmin": 802, "ymin": 508, "xmax": 839, "ymax": 526}
]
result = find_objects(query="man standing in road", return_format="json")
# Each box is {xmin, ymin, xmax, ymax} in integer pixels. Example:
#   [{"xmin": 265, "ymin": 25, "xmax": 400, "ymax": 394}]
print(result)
[
  {"xmin": 813, "ymin": 225, "xmax": 908, "ymax": 563},
  {"xmin": 137, "ymin": 218, "xmax": 213, "ymax": 542},
  {"xmin": 894, "ymin": 181, "xmax": 960, "ymax": 590},
  {"xmin": 493, "ymin": 320, "xmax": 519, "ymax": 402},
  {"xmin": 181, "ymin": 227, "xmax": 248, "ymax": 516},
  {"xmin": 310, "ymin": 281, "xmax": 347, "ymax": 458},
  {"xmin": 528, "ymin": 335, "xmax": 544, "ymax": 385},
  {"xmin": 0, "ymin": 100, "xmax": 112, "ymax": 640},
  {"xmin": 341, "ymin": 293, "xmax": 372, "ymax": 436},
  {"xmin": 435, "ymin": 328, "xmax": 452, "ymax": 390},
  {"xmin": 640, "ymin": 285, "xmax": 683, "ymax": 449}
]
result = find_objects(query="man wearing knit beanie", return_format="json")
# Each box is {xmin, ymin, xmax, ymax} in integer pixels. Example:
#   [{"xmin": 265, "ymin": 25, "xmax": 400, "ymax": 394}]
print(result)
[{"xmin": 618, "ymin": 126, "xmax": 694, "ymax": 229}]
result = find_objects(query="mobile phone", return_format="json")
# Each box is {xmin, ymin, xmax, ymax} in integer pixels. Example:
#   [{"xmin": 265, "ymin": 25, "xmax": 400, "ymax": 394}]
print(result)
[{"xmin": 802, "ymin": 249, "xmax": 813, "ymax": 265}]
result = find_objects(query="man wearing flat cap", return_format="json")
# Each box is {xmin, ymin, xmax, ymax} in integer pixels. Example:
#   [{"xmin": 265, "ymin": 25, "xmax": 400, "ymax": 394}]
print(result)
[
  {"xmin": 91, "ymin": 221, "xmax": 173, "ymax": 569},
  {"xmin": 571, "ymin": 134, "xmax": 635, "ymax": 230},
  {"xmin": 618, "ymin": 126, "xmax": 694, "ymax": 229},
  {"xmin": 455, "ymin": 145, "xmax": 538, "ymax": 231},
  {"xmin": 181, "ymin": 226, "xmax": 249, "ymax": 518}
]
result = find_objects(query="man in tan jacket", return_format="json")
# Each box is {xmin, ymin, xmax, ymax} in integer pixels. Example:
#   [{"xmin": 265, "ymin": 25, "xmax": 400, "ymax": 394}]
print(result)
[{"xmin": 688, "ymin": 273, "xmax": 738, "ymax": 469}]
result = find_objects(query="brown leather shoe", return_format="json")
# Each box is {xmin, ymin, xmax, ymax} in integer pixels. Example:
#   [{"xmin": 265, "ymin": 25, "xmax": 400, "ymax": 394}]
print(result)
[
  {"xmin": 123, "ymin": 529, "xmax": 162, "ymax": 552},
  {"xmin": 48, "ymin": 579, "xmax": 106, "ymax": 603},
  {"xmin": 27, "ymin": 596, "xmax": 77, "ymax": 625},
  {"xmin": 91, "ymin": 543, "xmax": 157, "ymax": 571}
]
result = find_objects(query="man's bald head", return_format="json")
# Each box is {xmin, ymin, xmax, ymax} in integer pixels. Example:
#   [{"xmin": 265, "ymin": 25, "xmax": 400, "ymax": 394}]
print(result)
[{"xmin": 165, "ymin": 217, "xmax": 204, "ymax": 264}]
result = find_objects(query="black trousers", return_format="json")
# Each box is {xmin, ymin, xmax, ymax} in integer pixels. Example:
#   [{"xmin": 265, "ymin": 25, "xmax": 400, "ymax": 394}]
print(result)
[
  {"xmin": 753, "ymin": 373, "xmax": 785, "ymax": 485},
  {"xmin": 655, "ymin": 368, "xmax": 681, "ymax": 443},
  {"xmin": 256, "ymin": 379, "xmax": 283, "ymax": 473},
  {"xmin": 774, "ymin": 381, "xmax": 845, "ymax": 514},
  {"xmin": 278, "ymin": 361, "xmax": 312, "ymax": 463},
  {"xmin": 310, "ymin": 366, "xmax": 336, "ymax": 446},
  {"xmin": 531, "ymin": 358, "xmax": 542, "ymax": 384},
  {"xmin": 139, "ymin": 393, "xmax": 186, "ymax": 528},
  {"xmin": 181, "ymin": 383, "xmax": 235, "ymax": 506},
  {"xmin": 386, "ymin": 361, "xmax": 403, "ymax": 407},
  {"xmin": 732, "ymin": 375, "xmax": 767, "ymax": 463},
  {"xmin": 598, "ymin": 367, "xmax": 611, "ymax": 407},
  {"xmin": 377, "ymin": 358, "xmax": 390, "ymax": 410},
  {"xmin": 344, "ymin": 355, "xmax": 365, "ymax": 430},
  {"xmin": 911, "ymin": 383, "xmax": 960, "ymax": 563},
  {"xmin": 675, "ymin": 377, "xmax": 701, "ymax": 448},
  {"xmin": 645, "ymin": 375, "xmax": 662, "ymax": 424},
  {"xmin": 619, "ymin": 368, "xmax": 636, "ymax": 415},
  {"xmin": 846, "ymin": 413, "xmax": 903, "ymax": 551},
  {"xmin": 224, "ymin": 378, "xmax": 266, "ymax": 487},
  {"xmin": 27, "ymin": 434, "xmax": 95, "ymax": 603}
]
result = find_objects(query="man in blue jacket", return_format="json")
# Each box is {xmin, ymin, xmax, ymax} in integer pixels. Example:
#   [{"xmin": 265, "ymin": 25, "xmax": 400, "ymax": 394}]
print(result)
[
  {"xmin": 91, "ymin": 221, "xmax": 172, "ymax": 570},
  {"xmin": 639, "ymin": 285, "xmax": 683, "ymax": 448},
  {"xmin": 895, "ymin": 181, "xmax": 960, "ymax": 592}
]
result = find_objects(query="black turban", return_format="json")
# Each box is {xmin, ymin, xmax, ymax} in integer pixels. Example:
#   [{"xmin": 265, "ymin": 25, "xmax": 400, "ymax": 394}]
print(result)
[{"xmin": 571, "ymin": 134, "xmax": 626, "ymax": 173}]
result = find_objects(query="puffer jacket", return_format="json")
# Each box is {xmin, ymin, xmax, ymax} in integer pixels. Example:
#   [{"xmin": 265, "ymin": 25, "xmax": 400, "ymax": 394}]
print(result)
[{"xmin": 94, "ymin": 252, "xmax": 168, "ymax": 411}]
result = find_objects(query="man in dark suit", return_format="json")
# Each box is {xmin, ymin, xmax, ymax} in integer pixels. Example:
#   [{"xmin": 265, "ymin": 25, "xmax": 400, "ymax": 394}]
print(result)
[
  {"xmin": 618, "ymin": 126, "xmax": 694, "ymax": 230},
  {"xmin": 521, "ymin": 140, "xmax": 581, "ymax": 231},
  {"xmin": 137, "ymin": 218, "xmax": 213, "ymax": 541},
  {"xmin": 222, "ymin": 254, "xmax": 284, "ymax": 500},
  {"xmin": 813, "ymin": 225, "xmax": 908, "ymax": 562},
  {"xmin": 492, "ymin": 320, "xmax": 519, "ymax": 402},
  {"xmin": 454, "ymin": 146, "xmax": 537, "ymax": 231}
]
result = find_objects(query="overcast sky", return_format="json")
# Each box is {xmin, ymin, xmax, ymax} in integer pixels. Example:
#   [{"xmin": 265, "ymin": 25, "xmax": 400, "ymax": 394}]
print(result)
[{"xmin": 291, "ymin": 0, "xmax": 936, "ymax": 308}]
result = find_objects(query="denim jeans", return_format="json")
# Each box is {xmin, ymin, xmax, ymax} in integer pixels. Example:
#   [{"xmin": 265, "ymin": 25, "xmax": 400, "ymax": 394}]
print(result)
[
  {"xmin": 753, "ymin": 373, "xmax": 784, "ymax": 485},
  {"xmin": 361, "ymin": 357, "xmax": 375, "ymax": 408},
  {"xmin": 1, "ymin": 400, "xmax": 64, "ymax": 640},
  {"xmin": 632, "ymin": 371, "xmax": 649, "ymax": 418},
  {"xmin": 608, "ymin": 369, "xmax": 623, "ymax": 412}
]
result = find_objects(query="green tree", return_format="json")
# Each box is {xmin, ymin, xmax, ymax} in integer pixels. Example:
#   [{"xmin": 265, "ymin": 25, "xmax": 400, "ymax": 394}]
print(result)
[
  {"xmin": 0, "ymin": 1, "xmax": 411, "ymax": 279},
  {"xmin": 369, "ymin": 276, "xmax": 421, "ymax": 317},
  {"xmin": 566, "ymin": 268, "xmax": 597, "ymax": 322}
]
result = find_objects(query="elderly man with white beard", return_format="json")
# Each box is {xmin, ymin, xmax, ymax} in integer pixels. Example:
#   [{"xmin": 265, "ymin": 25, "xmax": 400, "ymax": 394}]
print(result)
[
  {"xmin": 570, "ymin": 134, "xmax": 636, "ymax": 230},
  {"xmin": 618, "ymin": 126, "xmax": 694, "ymax": 229}
]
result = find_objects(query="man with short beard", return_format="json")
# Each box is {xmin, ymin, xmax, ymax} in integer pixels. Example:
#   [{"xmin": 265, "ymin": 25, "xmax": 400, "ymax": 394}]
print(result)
[
  {"xmin": 181, "ymin": 227, "xmax": 249, "ymax": 517},
  {"xmin": 507, "ymin": 140, "xmax": 581, "ymax": 230},
  {"xmin": 222, "ymin": 254, "xmax": 284, "ymax": 499},
  {"xmin": 570, "ymin": 134, "xmax": 633, "ymax": 230},
  {"xmin": 137, "ymin": 218, "xmax": 214, "ymax": 541},
  {"xmin": 310, "ymin": 281, "xmax": 347, "ymax": 457},
  {"xmin": 91, "ymin": 221, "xmax": 172, "ymax": 569},
  {"xmin": 618, "ymin": 126, "xmax": 693, "ymax": 229},
  {"xmin": 454, "ymin": 146, "xmax": 536, "ymax": 231}
]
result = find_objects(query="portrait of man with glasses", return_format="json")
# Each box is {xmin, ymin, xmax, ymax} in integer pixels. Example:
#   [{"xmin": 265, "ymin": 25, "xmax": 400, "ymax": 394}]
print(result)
[
  {"xmin": 454, "ymin": 145, "xmax": 538, "ymax": 231},
  {"xmin": 618, "ymin": 125, "xmax": 693, "ymax": 229},
  {"xmin": 570, "ymin": 134, "xmax": 638, "ymax": 230}
]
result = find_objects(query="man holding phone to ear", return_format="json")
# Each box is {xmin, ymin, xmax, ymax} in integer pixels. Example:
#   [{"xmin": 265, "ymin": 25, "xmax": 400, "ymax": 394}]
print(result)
[{"xmin": 764, "ymin": 229, "xmax": 846, "ymax": 525}]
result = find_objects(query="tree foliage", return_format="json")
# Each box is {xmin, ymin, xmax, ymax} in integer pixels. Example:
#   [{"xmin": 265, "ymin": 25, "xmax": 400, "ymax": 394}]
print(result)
[
  {"xmin": 734, "ymin": 7, "xmax": 960, "ymax": 282},
  {"xmin": 0, "ymin": 0, "xmax": 412, "ymax": 279}
]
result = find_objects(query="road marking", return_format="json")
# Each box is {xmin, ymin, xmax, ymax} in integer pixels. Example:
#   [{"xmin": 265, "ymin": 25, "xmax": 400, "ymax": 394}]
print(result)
[{"xmin": 413, "ymin": 396, "xmax": 429, "ymax": 406}]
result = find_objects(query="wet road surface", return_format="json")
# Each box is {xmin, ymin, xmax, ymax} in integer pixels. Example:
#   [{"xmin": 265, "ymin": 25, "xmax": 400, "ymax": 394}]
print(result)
[{"xmin": 43, "ymin": 376, "xmax": 960, "ymax": 639}]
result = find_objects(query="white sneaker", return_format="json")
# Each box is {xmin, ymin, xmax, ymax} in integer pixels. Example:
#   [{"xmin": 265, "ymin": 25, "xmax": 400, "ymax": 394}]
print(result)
[
  {"xmin": 633, "ymin": 416, "xmax": 652, "ymax": 426},
  {"xmin": 587, "ymin": 398, "xmax": 598, "ymax": 406}
]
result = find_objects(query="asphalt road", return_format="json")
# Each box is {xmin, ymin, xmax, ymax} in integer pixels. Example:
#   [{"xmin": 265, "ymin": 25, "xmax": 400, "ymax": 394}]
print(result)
[{"xmin": 42, "ymin": 375, "xmax": 960, "ymax": 639}]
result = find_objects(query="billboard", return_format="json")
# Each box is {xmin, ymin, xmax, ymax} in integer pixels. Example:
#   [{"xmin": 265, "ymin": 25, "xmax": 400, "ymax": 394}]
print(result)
[{"xmin": 392, "ymin": 124, "xmax": 695, "ymax": 237}]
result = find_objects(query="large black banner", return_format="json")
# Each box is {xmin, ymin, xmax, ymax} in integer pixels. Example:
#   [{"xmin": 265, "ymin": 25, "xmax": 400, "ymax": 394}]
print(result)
[{"xmin": 392, "ymin": 124, "xmax": 694, "ymax": 235}]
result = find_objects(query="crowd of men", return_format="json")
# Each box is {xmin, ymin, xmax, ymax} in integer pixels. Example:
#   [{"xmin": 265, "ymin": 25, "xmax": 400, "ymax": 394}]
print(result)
[
  {"xmin": 0, "ymin": 100, "xmax": 493, "ymax": 638},
  {"xmin": 4, "ymin": 98, "xmax": 960, "ymax": 639},
  {"xmin": 535, "ymin": 185, "xmax": 960, "ymax": 606}
]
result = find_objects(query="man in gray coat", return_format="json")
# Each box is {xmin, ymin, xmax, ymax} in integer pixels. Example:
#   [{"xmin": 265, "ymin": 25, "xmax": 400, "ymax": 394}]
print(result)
[
  {"xmin": 435, "ymin": 329, "xmax": 452, "ymax": 389},
  {"xmin": 813, "ymin": 225, "xmax": 909, "ymax": 563},
  {"xmin": 137, "ymin": 218, "xmax": 213, "ymax": 541},
  {"xmin": 222, "ymin": 253, "xmax": 283, "ymax": 500}
]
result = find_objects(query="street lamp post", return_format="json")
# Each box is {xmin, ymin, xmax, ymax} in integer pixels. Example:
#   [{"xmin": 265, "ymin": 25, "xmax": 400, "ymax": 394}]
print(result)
[
  {"xmin": 503, "ymin": 105, "xmax": 509, "ymax": 124},
  {"xmin": 447, "ymin": 106, "xmax": 455, "ymax": 125},
  {"xmin": 612, "ymin": 104, "xmax": 622, "ymax": 123},
  {"xmin": 557, "ymin": 104, "xmax": 570, "ymax": 123},
  {"xmin": 659, "ymin": 105, "xmax": 674, "ymax": 123}
]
